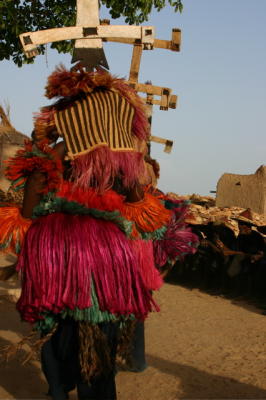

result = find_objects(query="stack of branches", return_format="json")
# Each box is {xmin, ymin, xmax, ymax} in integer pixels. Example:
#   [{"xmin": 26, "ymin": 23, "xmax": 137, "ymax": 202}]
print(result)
[{"xmin": 167, "ymin": 192, "xmax": 266, "ymax": 236}]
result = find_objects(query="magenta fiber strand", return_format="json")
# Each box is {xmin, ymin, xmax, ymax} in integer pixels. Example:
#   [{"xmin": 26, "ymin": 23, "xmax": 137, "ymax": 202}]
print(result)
[
  {"xmin": 70, "ymin": 146, "xmax": 145, "ymax": 192},
  {"xmin": 129, "ymin": 239, "xmax": 163, "ymax": 291},
  {"xmin": 153, "ymin": 215, "xmax": 199, "ymax": 267}
]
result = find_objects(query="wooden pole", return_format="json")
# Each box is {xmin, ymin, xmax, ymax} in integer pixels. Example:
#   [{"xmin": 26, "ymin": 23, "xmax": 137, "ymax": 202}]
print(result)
[{"xmin": 129, "ymin": 44, "xmax": 143, "ymax": 83}]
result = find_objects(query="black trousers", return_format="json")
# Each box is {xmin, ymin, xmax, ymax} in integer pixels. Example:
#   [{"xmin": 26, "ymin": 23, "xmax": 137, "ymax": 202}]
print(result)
[
  {"xmin": 130, "ymin": 321, "xmax": 147, "ymax": 372},
  {"xmin": 41, "ymin": 319, "xmax": 118, "ymax": 400}
]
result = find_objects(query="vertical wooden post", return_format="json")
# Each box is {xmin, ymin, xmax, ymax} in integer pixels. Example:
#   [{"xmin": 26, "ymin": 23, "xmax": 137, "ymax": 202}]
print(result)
[
  {"xmin": 75, "ymin": 0, "xmax": 100, "ymax": 50},
  {"xmin": 129, "ymin": 44, "xmax": 143, "ymax": 83},
  {"xmin": 72, "ymin": 0, "xmax": 108, "ymax": 69},
  {"xmin": 145, "ymin": 80, "xmax": 153, "ymax": 156}
]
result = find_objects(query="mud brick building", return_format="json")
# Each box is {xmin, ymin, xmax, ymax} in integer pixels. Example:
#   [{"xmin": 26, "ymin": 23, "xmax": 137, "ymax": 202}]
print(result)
[{"xmin": 216, "ymin": 166, "xmax": 266, "ymax": 215}]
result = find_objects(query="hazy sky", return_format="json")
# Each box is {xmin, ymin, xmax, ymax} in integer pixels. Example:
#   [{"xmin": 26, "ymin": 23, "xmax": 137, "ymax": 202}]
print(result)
[{"xmin": 1, "ymin": 0, "xmax": 265, "ymax": 196}]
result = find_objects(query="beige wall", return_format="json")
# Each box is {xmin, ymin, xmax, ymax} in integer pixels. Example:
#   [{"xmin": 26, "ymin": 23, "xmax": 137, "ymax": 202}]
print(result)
[{"xmin": 216, "ymin": 166, "xmax": 266, "ymax": 214}]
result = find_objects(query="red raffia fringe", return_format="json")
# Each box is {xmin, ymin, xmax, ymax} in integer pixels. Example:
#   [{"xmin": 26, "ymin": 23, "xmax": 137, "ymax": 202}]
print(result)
[
  {"xmin": 57, "ymin": 181, "xmax": 125, "ymax": 211},
  {"xmin": 57, "ymin": 181, "xmax": 172, "ymax": 235},
  {"xmin": 0, "ymin": 206, "xmax": 32, "ymax": 254},
  {"xmin": 17, "ymin": 213, "xmax": 159, "ymax": 323},
  {"xmin": 5, "ymin": 140, "xmax": 63, "ymax": 193}
]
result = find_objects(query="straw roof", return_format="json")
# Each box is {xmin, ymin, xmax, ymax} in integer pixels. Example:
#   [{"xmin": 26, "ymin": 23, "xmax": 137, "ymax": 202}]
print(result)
[{"xmin": 0, "ymin": 105, "xmax": 27, "ymax": 143}]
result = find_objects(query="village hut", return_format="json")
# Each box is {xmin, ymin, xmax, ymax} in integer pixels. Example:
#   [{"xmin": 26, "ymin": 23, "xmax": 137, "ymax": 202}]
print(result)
[
  {"xmin": 0, "ymin": 106, "xmax": 28, "ymax": 192},
  {"xmin": 216, "ymin": 166, "xmax": 266, "ymax": 215}
]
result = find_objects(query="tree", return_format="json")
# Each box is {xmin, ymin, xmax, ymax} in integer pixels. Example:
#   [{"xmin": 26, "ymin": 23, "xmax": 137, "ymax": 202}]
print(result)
[{"xmin": 0, "ymin": 0, "xmax": 183, "ymax": 67}]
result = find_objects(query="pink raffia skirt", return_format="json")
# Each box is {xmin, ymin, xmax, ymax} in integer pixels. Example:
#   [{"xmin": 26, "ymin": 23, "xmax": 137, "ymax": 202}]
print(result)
[{"xmin": 17, "ymin": 213, "xmax": 162, "ymax": 323}]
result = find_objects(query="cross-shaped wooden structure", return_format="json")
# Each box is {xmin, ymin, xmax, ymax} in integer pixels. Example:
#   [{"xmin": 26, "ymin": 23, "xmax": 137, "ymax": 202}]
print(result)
[{"xmin": 19, "ymin": 0, "xmax": 181, "ymax": 153}]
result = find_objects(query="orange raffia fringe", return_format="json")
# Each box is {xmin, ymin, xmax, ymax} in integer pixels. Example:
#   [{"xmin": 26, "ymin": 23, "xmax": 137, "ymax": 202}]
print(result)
[
  {"xmin": 0, "ymin": 206, "xmax": 32, "ymax": 255},
  {"xmin": 121, "ymin": 193, "xmax": 172, "ymax": 233}
]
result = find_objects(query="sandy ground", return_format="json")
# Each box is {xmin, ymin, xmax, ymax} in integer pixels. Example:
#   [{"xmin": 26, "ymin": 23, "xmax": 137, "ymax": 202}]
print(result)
[{"xmin": 1, "ymin": 281, "xmax": 266, "ymax": 400}]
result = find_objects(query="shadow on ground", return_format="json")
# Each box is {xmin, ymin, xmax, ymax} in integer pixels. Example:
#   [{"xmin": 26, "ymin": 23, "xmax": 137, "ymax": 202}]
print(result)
[
  {"xmin": 165, "ymin": 268, "xmax": 266, "ymax": 317},
  {"xmin": 0, "ymin": 298, "xmax": 47, "ymax": 399},
  {"xmin": 147, "ymin": 354, "xmax": 266, "ymax": 399},
  {"xmin": 0, "ymin": 336, "xmax": 47, "ymax": 399}
]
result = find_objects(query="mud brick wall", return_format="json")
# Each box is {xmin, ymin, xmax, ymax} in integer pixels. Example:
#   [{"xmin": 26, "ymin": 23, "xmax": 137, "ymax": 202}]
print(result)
[{"xmin": 216, "ymin": 166, "xmax": 266, "ymax": 215}]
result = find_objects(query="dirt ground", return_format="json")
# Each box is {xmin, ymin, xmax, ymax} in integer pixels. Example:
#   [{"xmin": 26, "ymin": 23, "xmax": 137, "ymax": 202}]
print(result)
[{"xmin": 1, "ymin": 282, "xmax": 266, "ymax": 400}]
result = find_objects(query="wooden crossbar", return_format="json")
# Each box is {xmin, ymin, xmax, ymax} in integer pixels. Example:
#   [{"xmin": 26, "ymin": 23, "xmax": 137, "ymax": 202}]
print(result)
[
  {"xmin": 150, "ymin": 135, "xmax": 173, "ymax": 153},
  {"xmin": 127, "ymin": 82, "xmax": 177, "ymax": 110},
  {"xmin": 105, "ymin": 28, "xmax": 181, "ymax": 52},
  {"xmin": 19, "ymin": 25, "xmax": 155, "ymax": 58}
]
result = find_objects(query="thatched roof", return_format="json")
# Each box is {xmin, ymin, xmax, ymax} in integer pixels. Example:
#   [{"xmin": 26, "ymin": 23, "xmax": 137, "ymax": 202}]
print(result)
[
  {"xmin": 0, "ymin": 105, "xmax": 28, "ymax": 193},
  {"xmin": 0, "ymin": 106, "xmax": 27, "ymax": 144}
]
